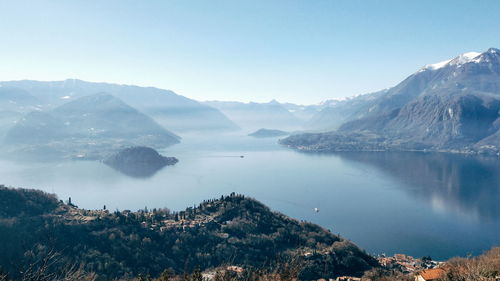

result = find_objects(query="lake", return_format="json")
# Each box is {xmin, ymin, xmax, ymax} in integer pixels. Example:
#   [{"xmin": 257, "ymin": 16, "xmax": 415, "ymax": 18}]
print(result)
[{"xmin": 0, "ymin": 132, "xmax": 498, "ymax": 260}]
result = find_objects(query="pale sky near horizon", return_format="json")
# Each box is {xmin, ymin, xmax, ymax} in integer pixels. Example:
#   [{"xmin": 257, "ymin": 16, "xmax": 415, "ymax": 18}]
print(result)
[{"xmin": 1, "ymin": 0, "xmax": 500, "ymax": 104}]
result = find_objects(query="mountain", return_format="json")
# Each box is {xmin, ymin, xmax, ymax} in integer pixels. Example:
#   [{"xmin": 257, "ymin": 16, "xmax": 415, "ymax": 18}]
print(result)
[
  {"xmin": 0, "ymin": 79, "xmax": 239, "ymax": 132},
  {"xmin": 4, "ymin": 111, "xmax": 69, "ymax": 145},
  {"xmin": 0, "ymin": 87, "xmax": 41, "ymax": 111},
  {"xmin": 0, "ymin": 87, "xmax": 43, "ymax": 138},
  {"xmin": 0, "ymin": 187, "xmax": 377, "ymax": 280},
  {"xmin": 306, "ymin": 90, "xmax": 389, "ymax": 131},
  {"xmin": 279, "ymin": 102, "xmax": 323, "ymax": 123},
  {"xmin": 285, "ymin": 48, "xmax": 500, "ymax": 154},
  {"xmin": 205, "ymin": 100, "xmax": 302, "ymax": 131},
  {"xmin": 3, "ymin": 94, "xmax": 180, "ymax": 160}
]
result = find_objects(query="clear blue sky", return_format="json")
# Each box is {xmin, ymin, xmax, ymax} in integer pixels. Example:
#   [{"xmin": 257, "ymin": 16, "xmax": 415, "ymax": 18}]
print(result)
[{"xmin": 1, "ymin": 0, "xmax": 499, "ymax": 104}]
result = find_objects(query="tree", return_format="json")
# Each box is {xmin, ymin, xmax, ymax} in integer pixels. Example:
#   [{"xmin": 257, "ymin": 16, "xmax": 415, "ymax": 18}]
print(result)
[
  {"xmin": 191, "ymin": 267, "xmax": 203, "ymax": 281},
  {"xmin": 158, "ymin": 268, "xmax": 174, "ymax": 281},
  {"xmin": 421, "ymin": 256, "xmax": 432, "ymax": 262}
]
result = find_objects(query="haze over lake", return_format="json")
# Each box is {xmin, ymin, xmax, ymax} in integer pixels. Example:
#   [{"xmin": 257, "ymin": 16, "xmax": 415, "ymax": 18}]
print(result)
[{"xmin": 1, "ymin": 133, "xmax": 498, "ymax": 261}]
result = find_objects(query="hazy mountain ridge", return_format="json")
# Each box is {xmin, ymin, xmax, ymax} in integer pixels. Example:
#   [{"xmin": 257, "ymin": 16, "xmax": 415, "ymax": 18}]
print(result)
[
  {"xmin": 0, "ymin": 87, "xmax": 42, "ymax": 111},
  {"xmin": 278, "ymin": 102, "xmax": 323, "ymax": 123},
  {"xmin": 2, "ymin": 93, "xmax": 180, "ymax": 161},
  {"xmin": 283, "ymin": 48, "xmax": 500, "ymax": 154},
  {"xmin": 0, "ymin": 87, "xmax": 44, "ymax": 138},
  {"xmin": 306, "ymin": 90, "xmax": 389, "ymax": 131},
  {"xmin": 205, "ymin": 100, "xmax": 304, "ymax": 131},
  {"xmin": 0, "ymin": 79, "xmax": 239, "ymax": 132}
]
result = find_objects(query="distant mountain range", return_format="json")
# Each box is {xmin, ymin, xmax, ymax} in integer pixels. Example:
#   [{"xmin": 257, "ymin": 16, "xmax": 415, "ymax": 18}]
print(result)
[
  {"xmin": 0, "ymin": 79, "xmax": 322, "ymax": 140},
  {"xmin": 282, "ymin": 48, "xmax": 500, "ymax": 155},
  {"xmin": 0, "ymin": 79, "xmax": 239, "ymax": 132},
  {"xmin": 0, "ymin": 79, "xmax": 243, "ymax": 161},
  {"xmin": 305, "ymin": 90, "xmax": 389, "ymax": 131},
  {"xmin": 205, "ymin": 100, "xmax": 316, "ymax": 131},
  {"xmin": 4, "ymin": 47, "xmax": 500, "ymax": 156},
  {"xmin": 2, "ymin": 94, "xmax": 180, "ymax": 161}
]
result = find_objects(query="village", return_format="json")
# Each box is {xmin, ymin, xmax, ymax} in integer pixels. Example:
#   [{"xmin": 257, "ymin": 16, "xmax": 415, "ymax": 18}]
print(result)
[
  {"xmin": 376, "ymin": 253, "xmax": 441, "ymax": 273},
  {"xmin": 53, "ymin": 197, "xmax": 220, "ymax": 231}
]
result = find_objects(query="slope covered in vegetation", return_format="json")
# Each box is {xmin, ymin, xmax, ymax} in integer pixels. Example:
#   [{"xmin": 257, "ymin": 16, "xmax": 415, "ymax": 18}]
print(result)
[{"xmin": 0, "ymin": 186, "xmax": 377, "ymax": 280}]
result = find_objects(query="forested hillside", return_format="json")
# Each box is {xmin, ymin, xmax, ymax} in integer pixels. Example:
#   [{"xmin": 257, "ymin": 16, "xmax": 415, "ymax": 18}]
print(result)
[{"xmin": 0, "ymin": 186, "xmax": 377, "ymax": 280}]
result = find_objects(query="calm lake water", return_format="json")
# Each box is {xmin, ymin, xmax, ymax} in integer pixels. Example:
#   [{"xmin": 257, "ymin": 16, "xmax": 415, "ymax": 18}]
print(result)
[{"xmin": 0, "ymin": 133, "xmax": 499, "ymax": 260}]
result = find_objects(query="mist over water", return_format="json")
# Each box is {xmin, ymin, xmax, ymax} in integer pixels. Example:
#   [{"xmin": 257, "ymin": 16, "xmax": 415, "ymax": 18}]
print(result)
[{"xmin": 0, "ymin": 132, "xmax": 498, "ymax": 260}]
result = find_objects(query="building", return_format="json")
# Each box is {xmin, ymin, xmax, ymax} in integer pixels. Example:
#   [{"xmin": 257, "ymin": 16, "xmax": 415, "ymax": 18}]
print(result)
[
  {"xmin": 226, "ymin": 266, "xmax": 245, "ymax": 273},
  {"xmin": 415, "ymin": 268, "xmax": 445, "ymax": 281},
  {"xmin": 335, "ymin": 277, "xmax": 361, "ymax": 281}
]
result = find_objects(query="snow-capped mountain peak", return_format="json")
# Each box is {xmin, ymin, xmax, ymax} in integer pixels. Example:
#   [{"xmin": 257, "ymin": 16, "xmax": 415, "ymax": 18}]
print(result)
[
  {"xmin": 450, "ymin": 52, "xmax": 481, "ymax": 65},
  {"xmin": 419, "ymin": 51, "xmax": 481, "ymax": 72},
  {"xmin": 487, "ymin": 47, "xmax": 500, "ymax": 54},
  {"xmin": 471, "ymin": 48, "xmax": 500, "ymax": 63},
  {"xmin": 422, "ymin": 58, "xmax": 453, "ymax": 71}
]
